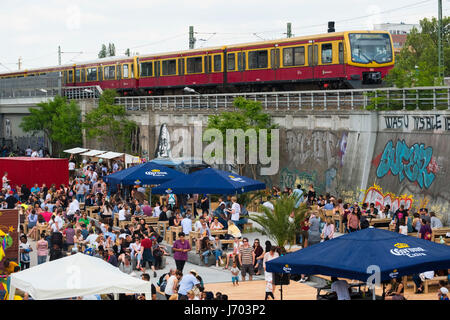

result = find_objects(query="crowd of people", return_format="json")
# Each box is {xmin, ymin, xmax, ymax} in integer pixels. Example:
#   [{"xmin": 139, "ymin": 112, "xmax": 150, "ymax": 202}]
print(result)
[{"xmin": 1, "ymin": 154, "xmax": 448, "ymax": 300}]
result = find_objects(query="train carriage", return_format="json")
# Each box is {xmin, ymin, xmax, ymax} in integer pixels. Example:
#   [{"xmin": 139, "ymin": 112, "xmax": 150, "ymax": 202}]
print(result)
[{"xmin": 0, "ymin": 30, "xmax": 394, "ymax": 94}]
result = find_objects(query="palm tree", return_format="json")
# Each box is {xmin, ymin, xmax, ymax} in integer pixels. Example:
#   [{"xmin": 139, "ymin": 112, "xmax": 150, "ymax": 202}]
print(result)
[{"xmin": 250, "ymin": 194, "xmax": 308, "ymax": 249}]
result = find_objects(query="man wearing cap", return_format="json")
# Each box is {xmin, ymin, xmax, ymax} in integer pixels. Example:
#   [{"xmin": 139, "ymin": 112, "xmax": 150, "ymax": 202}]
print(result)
[
  {"xmin": 213, "ymin": 201, "xmax": 228, "ymax": 229},
  {"xmin": 438, "ymin": 286, "xmax": 449, "ymax": 300},
  {"xmin": 177, "ymin": 269, "xmax": 200, "ymax": 299},
  {"xmin": 6, "ymin": 190, "xmax": 18, "ymax": 209}
]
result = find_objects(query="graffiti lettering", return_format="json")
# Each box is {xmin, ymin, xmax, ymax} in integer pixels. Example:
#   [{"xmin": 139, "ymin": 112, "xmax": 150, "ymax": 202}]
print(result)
[
  {"xmin": 383, "ymin": 115, "xmax": 450, "ymax": 132},
  {"xmin": 413, "ymin": 115, "xmax": 442, "ymax": 131},
  {"xmin": 376, "ymin": 140, "xmax": 436, "ymax": 189},
  {"xmin": 285, "ymin": 130, "xmax": 348, "ymax": 168},
  {"xmin": 363, "ymin": 184, "xmax": 414, "ymax": 213},
  {"xmin": 384, "ymin": 116, "xmax": 409, "ymax": 129}
]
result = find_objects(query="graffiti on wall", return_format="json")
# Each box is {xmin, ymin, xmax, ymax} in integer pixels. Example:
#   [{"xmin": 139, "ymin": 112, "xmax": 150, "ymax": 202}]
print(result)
[
  {"xmin": 374, "ymin": 140, "xmax": 437, "ymax": 189},
  {"xmin": 285, "ymin": 130, "xmax": 348, "ymax": 168},
  {"xmin": 362, "ymin": 184, "xmax": 414, "ymax": 213},
  {"xmin": 279, "ymin": 168, "xmax": 326, "ymax": 195}
]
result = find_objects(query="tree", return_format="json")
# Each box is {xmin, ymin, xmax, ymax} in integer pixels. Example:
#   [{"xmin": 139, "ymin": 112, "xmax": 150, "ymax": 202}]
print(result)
[
  {"xmin": 108, "ymin": 43, "xmax": 116, "ymax": 57},
  {"xmin": 20, "ymin": 96, "xmax": 82, "ymax": 156},
  {"xmin": 98, "ymin": 44, "xmax": 107, "ymax": 58},
  {"xmin": 385, "ymin": 16, "xmax": 450, "ymax": 87},
  {"xmin": 205, "ymin": 97, "xmax": 278, "ymax": 179},
  {"xmin": 250, "ymin": 194, "xmax": 307, "ymax": 248},
  {"xmin": 82, "ymin": 89, "xmax": 138, "ymax": 153}
]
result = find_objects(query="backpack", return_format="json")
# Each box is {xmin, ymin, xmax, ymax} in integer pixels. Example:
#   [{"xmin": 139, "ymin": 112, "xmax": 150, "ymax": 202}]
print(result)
[{"xmin": 157, "ymin": 273, "xmax": 168, "ymax": 291}]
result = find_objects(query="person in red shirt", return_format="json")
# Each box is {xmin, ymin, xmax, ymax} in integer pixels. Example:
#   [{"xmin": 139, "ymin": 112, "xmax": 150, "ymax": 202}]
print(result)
[
  {"xmin": 140, "ymin": 232, "xmax": 157, "ymax": 277},
  {"xmin": 41, "ymin": 206, "xmax": 53, "ymax": 223}
]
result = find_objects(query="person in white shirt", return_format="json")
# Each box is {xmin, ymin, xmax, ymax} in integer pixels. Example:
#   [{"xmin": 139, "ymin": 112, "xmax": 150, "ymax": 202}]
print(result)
[
  {"xmin": 55, "ymin": 212, "xmax": 64, "ymax": 231},
  {"xmin": 85, "ymin": 231, "xmax": 99, "ymax": 247},
  {"xmin": 25, "ymin": 147, "xmax": 32, "ymax": 156},
  {"xmin": 153, "ymin": 203, "xmax": 161, "ymax": 217},
  {"xmin": 330, "ymin": 277, "xmax": 351, "ymax": 300},
  {"xmin": 67, "ymin": 196, "xmax": 80, "ymax": 219},
  {"xmin": 118, "ymin": 208, "xmax": 126, "ymax": 221},
  {"xmin": 181, "ymin": 213, "xmax": 193, "ymax": 236},
  {"xmin": 262, "ymin": 197, "xmax": 274, "ymax": 211},
  {"xmin": 31, "ymin": 150, "xmax": 39, "ymax": 158},
  {"xmin": 194, "ymin": 217, "xmax": 204, "ymax": 232},
  {"xmin": 2, "ymin": 172, "xmax": 10, "ymax": 190},
  {"xmin": 226, "ymin": 197, "xmax": 241, "ymax": 229}
]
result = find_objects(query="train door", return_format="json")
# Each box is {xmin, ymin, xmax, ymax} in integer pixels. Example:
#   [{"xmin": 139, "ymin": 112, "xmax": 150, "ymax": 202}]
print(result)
[
  {"xmin": 204, "ymin": 53, "xmax": 212, "ymax": 85},
  {"xmin": 155, "ymin": 60, "xmax": 161, "ymax": 87},
  {"xmin": 178, "ymin": 57, "xmax": 185, "ymax": 87},
  {"xmin": 308, "ymin": 43, "xmax": 319, "ymax": 80},
  {"xmin": 237, "ymin": 50, "xmax": 245, "ymax": 84},
  {"xmin": 270, "ymin": 47, "xmax": 280, "ymax": 81}
]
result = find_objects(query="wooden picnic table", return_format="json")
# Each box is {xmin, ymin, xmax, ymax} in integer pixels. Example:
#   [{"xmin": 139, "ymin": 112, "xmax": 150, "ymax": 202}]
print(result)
[
  {"xmin": 143, "ymin": 216, "xmax": 159, "ymax": 227},
  {"xmin": 332, "ymin": 214, "xmax": 343, "ymax": 233},
  {"xmin": 431, "ymin": 227, "xmax": 450, "ymax": 243},
  {"xmin": 37, "ymin": 223, "xmax": 49, "ymax": 235},
  {"xmin": 167, "ymin": 225, "xmax": 182, "ymax": 245},
  {"xmin": 86, "ymin": 206, "xmax": 99, "ymax": 218},
  {"xmin": 369, "ymin": 218, "xmax": 392, "ymax": 227},
  {"xmin": 157, "ymin": 220, "xmax": 169, "ymax": 239},
  {"xmin": 189, "ymin": 230, "xmax": 200, "ymax": 248},
  {"xmin": 210, "ymin": 229, "xmax": 228, "ymax": 236}
]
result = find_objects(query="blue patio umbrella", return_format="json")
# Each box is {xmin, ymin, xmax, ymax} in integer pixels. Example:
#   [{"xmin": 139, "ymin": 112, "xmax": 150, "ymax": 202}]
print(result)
[
  {"xmin": 104, "ymin": 162, "xmax": 186, "ymax": 187},
  {"xmin": 266, "ymin": 228, "xmax": 450, "ymax": 283},
  {"xmin": 151, "ymin": 167, "xmax": 266, "ymax": 195}
]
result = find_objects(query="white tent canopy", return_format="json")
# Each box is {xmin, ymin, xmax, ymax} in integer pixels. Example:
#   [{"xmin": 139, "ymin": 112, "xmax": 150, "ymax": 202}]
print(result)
[
  {"xmin": 9, "ymin": 253, "xmax": 152, "ymax": 300},
  {"xmin": 97, "ymin": 152, "xmax": 124, "ymax": 159},
  {"xmin": 80, "ymin": 150, "xmax": 107, "ymax": 157},
  {"xmin": 63, "ymin": 147, "xmax": 89, "ymax": 154}
]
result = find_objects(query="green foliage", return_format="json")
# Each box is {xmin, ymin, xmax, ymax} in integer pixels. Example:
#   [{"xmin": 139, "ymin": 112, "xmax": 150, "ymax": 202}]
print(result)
[
  {"xmin": 98, "ymin": 44, "xmax": 107, "ymax": 59},
  {"xmin": 205, "ymin": 97, "xmax": 278, "ymax": 178},
  {"xmin": 108, "ymin": 43, "xmax": 116, "ymax": 57},
  {"xmin": 83, "ymin": 89, "xmax": 138, "ymax": 153},
  {"xmin": 250, "ymin": 194, "xmax": 307, "ymax": 248},
  {"xmin": 98, "ymin": 43, "xmax": 116, "ymax": 58},
  {"xmin": 19, "ymin": 95, "xmax": 82, "ymax": 156},
  {"xmin": 384, "ymin": 16, "xmax": 449, "ymax": 88}
]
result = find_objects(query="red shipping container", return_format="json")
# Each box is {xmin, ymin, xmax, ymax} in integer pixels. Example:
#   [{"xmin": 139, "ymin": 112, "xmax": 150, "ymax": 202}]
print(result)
[{"xmin": 0, "ymin": 157, "xmax": 68, "ymax": 190}]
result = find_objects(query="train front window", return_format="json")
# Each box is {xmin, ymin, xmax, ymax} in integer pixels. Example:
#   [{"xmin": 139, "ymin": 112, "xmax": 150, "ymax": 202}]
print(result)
[{"xmin": 349, "ymin": 33, "xmax": 392, "ymax": 64}]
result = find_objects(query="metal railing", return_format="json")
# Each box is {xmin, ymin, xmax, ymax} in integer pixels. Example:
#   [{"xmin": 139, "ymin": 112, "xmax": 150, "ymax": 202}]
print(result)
[
  {"xmin": 63, "ymin": 86, "xmax": 103, "ymax": 100},
  {"xmin": 116, "ymin": 86, "xmax": 450, "ymax": 112},
  {"xmin": 0, "ymin": 73, "xmax": 62, "ymax": 99}
]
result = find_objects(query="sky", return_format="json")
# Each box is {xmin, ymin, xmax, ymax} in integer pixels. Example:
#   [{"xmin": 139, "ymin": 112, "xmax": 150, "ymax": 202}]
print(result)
[{"xmin": 0, "ymin": 0, "xmax": 448, "ymax": 72}]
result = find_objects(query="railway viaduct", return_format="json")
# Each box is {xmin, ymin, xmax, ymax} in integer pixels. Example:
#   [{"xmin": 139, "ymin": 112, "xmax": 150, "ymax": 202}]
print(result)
[{"xmin": 1, "ymin": 75, "xmax": 449, "ymax": 224}]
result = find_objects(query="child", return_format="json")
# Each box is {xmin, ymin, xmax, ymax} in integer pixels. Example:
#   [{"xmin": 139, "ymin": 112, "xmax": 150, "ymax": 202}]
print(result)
[
  {"xmin": 438, "ymin": 282, "xmax": 449, "ymax": 300},
  {"xmin": 265, "ymin": 279, "xmax": 275, "ymax": 300},
  {"xmin": 399, "ymin": 220, "xmax": 408, "ymax": 235},
  {"xmin": 230, "ymin": 262, "xmax": 240, "ymax": 286}
]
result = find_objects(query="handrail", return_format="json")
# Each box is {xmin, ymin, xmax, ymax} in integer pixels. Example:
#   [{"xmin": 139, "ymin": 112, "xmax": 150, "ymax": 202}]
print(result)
[{"xmin": 116, "ymin": 86, "xmax": 450, "ymax": 112}]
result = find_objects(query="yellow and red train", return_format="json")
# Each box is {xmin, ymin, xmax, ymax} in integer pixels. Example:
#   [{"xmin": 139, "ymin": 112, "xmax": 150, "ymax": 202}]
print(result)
[{"xmin": 0, "ymin": 30, "xmax": 395, "ymax": 94}]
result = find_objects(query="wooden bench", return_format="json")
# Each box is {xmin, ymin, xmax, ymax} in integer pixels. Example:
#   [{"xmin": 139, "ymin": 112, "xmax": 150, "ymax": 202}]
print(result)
[
  {"xmin": 369, "ymin": 218, "xmax": 392, "ymax": 228},
  {"xmin": 413, "ymin": 276, "xmax": 448, "ymax": 294},
  {"xmin": 143, "ymin": 216, "xmax": 159, "ymax": 229},
  {"xmin": 242, "ymin": 223, "xmax": 253, "ymax": 232},
  {"xmin": 167, "ymin": 226, "xmax": 182, "ymax": 245},
  {"xmin": 157, "ymin": 220, "xmax": 169, "ymax": 240},
  {"xmin": 118, "ymin": 220, "xmax": 131, "ymax": 230},
  {"xmin": 188, "ymin": 230, "xmax": 200, "ymax": 248},
  {"xmin": 431, "ymin": 227, "xmax": 450, "ymax": 243},
  {"xmin": 211, "ymin": 229, "xmax": 228, "ymax": 237}
]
